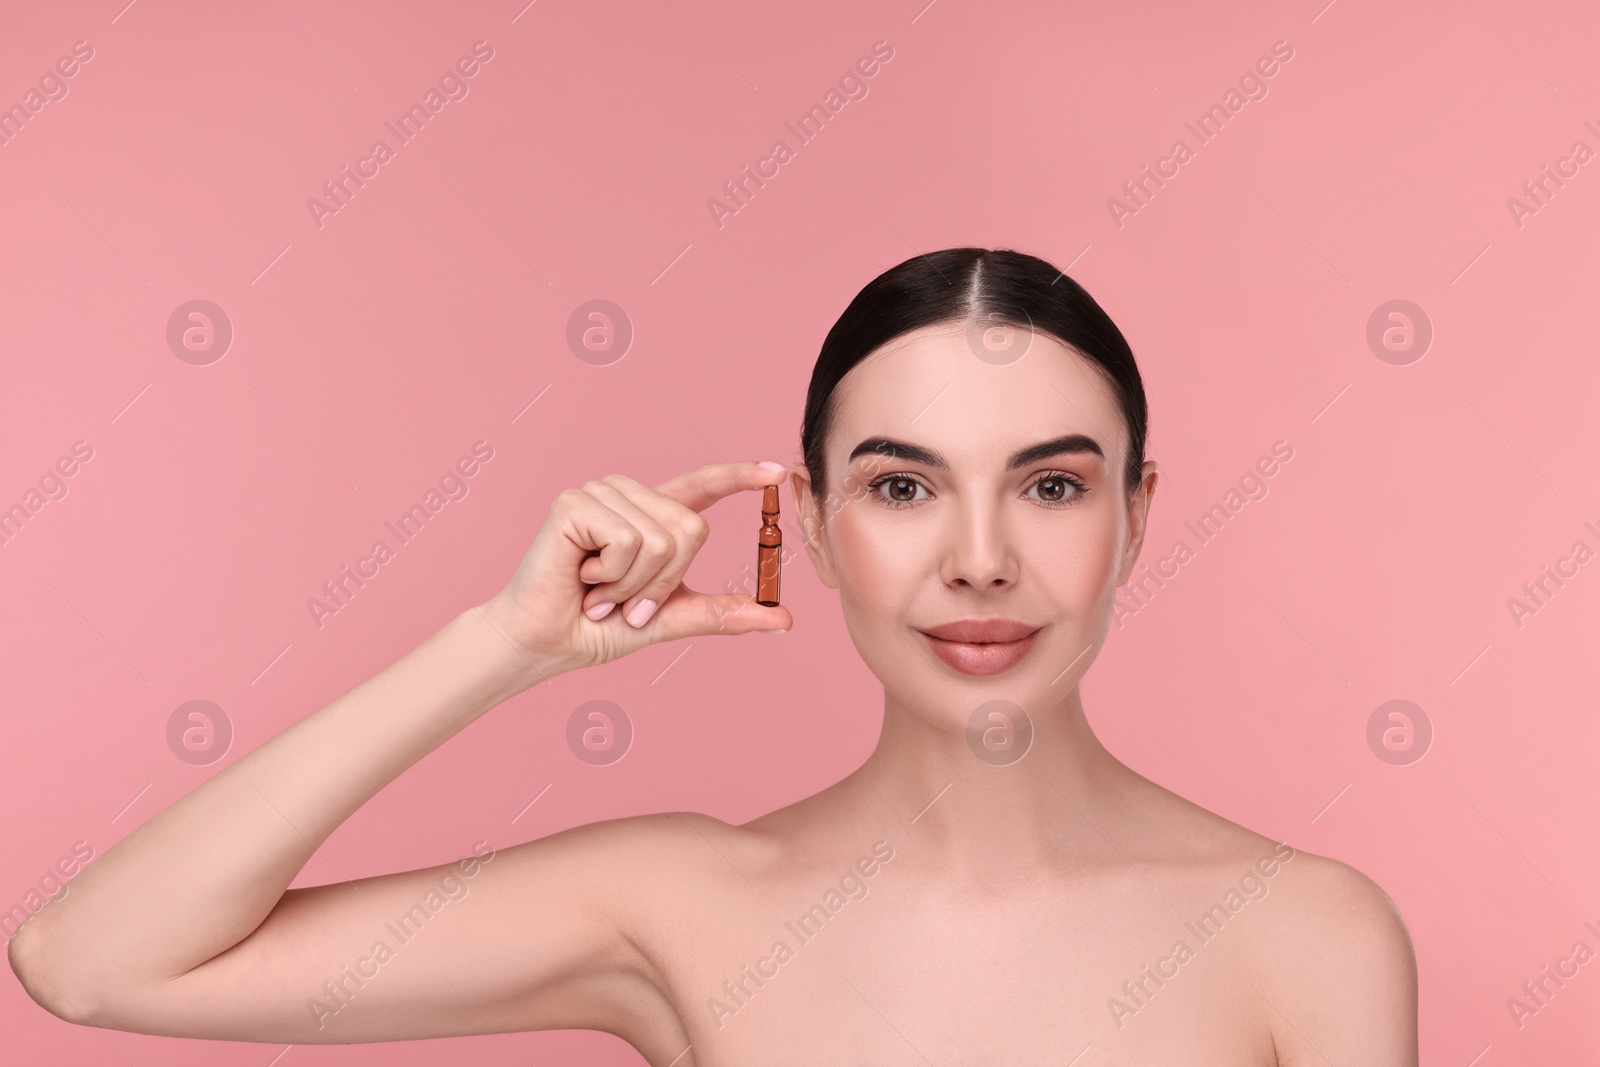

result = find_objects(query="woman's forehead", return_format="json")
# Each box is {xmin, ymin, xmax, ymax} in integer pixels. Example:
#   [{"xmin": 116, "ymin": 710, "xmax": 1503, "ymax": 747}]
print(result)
[{"xmin": 829, "ymin": 323, "xmax": 1127, "ymax": 462}]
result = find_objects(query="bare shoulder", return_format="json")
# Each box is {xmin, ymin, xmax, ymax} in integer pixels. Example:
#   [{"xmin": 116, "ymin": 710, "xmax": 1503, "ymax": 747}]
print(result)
[
  {"xmin": 1115, "ymin": 778, "xmax": 1417, "ymax": 1064},
  {"xmin": 1234, "ymin": 846, "xmax": 1419, "ymax": 1066},
  {"xmin": 1253, "ymin": 846, "xmax": 1412, "ymax": 945},
  {"xmin": 1120, "ymin": 774, "xmax": 1412, "ymax": 948},
  {"xmin": 550, "ymin": 807, "xmax": 780, "ymax": 937},
  {"xmin": 520, "ymin": 807, "xmax": 774, "ymax": 909}
]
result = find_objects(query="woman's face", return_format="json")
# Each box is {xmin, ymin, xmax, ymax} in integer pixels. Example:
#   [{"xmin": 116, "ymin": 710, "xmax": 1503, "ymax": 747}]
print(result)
[{"xmin": 791, "ymin": 320, "xmax": 1158, "ymax": 727}]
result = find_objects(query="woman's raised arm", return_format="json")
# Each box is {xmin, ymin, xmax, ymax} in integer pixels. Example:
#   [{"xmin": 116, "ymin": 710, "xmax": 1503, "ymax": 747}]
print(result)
[{"xmin": 7, "ymin": 460, "xmax": 791, "ymax": 1043}]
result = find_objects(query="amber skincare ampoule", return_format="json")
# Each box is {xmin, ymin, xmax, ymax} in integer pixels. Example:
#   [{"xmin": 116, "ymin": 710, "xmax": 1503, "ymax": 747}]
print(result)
[{"xmin": 756, "ymin": 484, "xmax": 781, "ymax": 606}]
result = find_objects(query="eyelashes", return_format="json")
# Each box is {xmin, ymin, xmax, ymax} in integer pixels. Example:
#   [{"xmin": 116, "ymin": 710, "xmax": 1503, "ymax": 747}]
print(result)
[{"xmin": 864, "ymin": 470, "xmax": 1090, "ymax": 510}]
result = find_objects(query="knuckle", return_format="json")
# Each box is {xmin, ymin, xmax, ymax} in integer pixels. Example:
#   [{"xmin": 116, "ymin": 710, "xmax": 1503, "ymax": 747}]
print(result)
[
  {"xmin": 643, "ymin": 531, "xmax": 674, "ymax": 560},
  {"xmin": 681, "ymin": 513, "xmax": 711, "ymax": 544}
]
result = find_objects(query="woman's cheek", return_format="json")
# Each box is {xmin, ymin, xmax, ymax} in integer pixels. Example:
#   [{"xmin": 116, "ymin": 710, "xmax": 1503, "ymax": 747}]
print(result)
[
  {"xmin": 830, "ymin": 512, "xmax": 927, "ymax": 672},
  {"xmin": 832, "ymin": 509, "xmax": 916, "ymax": 609},
  {"xmin": 1081, "ymin": 527, "xmax": 1122, "ymax": 608},
  {"xmin": 1078, "ymin": 517, "xmax": 1129, "ymax": 637}
]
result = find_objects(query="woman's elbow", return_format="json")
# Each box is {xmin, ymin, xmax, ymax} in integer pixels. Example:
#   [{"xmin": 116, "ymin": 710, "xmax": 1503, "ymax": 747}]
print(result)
[{"xmin": 8, "ymin": 922, "xmax": 112, "ymax": 1028}]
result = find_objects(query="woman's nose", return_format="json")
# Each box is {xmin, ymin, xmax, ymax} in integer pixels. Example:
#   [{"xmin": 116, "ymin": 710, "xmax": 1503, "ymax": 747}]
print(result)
[{"xmin": 938, "ymin": 502, "xmax": 1020, "ymax": 589}]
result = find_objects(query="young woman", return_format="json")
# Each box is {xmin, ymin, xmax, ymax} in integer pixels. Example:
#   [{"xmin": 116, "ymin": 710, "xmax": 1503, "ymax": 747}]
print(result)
[{"xmin": 10, "ymin": 247, "xmax": 1417, "ymax": 1064}]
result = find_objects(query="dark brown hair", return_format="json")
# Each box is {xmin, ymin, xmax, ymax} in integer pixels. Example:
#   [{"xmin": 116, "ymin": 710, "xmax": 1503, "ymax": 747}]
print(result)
[{"xmin": 800, "ymin": 246, "xmax": 1149, "ymax": 501}]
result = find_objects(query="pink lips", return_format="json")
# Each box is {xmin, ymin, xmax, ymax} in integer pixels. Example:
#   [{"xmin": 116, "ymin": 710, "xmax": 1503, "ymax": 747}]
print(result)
[{"xmin": 917, "ymin": 618, "xmax": 1042, "ymax": 676}]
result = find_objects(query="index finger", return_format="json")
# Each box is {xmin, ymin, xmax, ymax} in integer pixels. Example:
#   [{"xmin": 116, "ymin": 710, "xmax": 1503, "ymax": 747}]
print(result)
[{"xmin": 652, "ymin": 460, "xmax": 788, "ymax": 513}]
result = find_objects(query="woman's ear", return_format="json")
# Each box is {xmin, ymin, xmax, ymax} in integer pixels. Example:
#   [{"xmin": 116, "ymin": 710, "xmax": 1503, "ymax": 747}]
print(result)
[
  {"xmin": 1115, "ymin": 460, "xmax": 1161, "ymax": 588},
  {"xmin": 787, "ymin": 464, "xmax": 840, "ymax": 590}
]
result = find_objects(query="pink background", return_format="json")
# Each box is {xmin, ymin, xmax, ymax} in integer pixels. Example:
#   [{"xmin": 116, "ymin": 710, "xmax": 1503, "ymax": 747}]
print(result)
[{"xmin": 3, "ymin": 0, "xmax": 1599, "ymax": 1062}]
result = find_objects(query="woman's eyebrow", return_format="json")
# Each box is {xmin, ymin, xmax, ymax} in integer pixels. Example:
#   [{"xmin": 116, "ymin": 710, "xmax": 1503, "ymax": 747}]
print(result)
[
  {"xmin": 848, "ymin": 434, "xmax": 1105, "ymax": 471},
  {"xmin": 1006, "ymin": 434, "xmax": 1105, "ymax": 469}
]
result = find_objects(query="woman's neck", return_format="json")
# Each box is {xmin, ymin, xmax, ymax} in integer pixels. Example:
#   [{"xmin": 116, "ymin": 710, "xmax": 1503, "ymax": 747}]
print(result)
[{"xmin": 839, "ymin": 686, "xmax": 1143, "ymax": 890}]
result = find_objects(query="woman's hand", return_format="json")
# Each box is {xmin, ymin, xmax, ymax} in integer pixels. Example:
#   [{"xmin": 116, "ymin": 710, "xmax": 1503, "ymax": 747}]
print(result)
[{"xmin": 484, "ymin": 460, "xmax": 794, "ymax": 680}]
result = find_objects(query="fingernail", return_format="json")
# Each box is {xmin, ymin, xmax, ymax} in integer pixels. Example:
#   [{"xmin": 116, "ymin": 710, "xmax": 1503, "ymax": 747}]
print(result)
[
  {"xmin": 585, "ymin": 601, "xmax": 616, "ymax": 621},
  {"xmin": 758, "ymin": 628, "xmax": 788, "ymax": 634},
  {"xmin": 626, "ymin": 598, "xmax": 658, "ymax": 628},
  {"xmin": 757, "ymin": 461, "xmax": 785, "ymax": 473}
]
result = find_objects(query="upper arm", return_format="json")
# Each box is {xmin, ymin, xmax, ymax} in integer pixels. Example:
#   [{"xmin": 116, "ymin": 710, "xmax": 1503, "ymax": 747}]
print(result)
[
  {"xmin": 1249, "ymin": 854, "xmax": 1418, "ymax": 1066},
  {"xmin": 73, "ymin": 815, "xmax": 680, "ymax": 1044}
]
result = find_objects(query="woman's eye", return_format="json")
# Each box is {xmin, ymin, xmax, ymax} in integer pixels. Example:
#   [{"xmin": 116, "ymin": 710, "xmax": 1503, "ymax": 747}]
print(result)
[
  {"xmin": 1029, "ymin": 474, "xmax": 1086, "ymax": 506},
  {"xmin": 873, "ymin": 476, "xmax": 927, "ymax": 506}
]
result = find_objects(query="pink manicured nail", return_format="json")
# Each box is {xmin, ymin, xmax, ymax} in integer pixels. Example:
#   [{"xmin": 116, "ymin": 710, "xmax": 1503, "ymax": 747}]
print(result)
[
  {"xmin": 757, "ymin": 461, "xmax": 785, "ymax": 473},
  {"xmin": 626, "ymin": 598, "xmax": 657, "ymax": 627},
  {"xmin": 585, "ymin": 601, "xmax": 616, "ymax": 621}
]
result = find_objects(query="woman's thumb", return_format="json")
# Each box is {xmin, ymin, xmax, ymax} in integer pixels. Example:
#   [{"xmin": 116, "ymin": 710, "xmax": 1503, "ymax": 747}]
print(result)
[{"xmin": 652, "ymin": 587, "xmax": 792, "ymax": 641}]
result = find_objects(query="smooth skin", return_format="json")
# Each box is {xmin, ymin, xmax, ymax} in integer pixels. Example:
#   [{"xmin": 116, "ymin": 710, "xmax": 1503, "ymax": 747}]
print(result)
[{"xmin": 10, "ymin": 321, "xmax": 1418, "ymax": 1065}]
